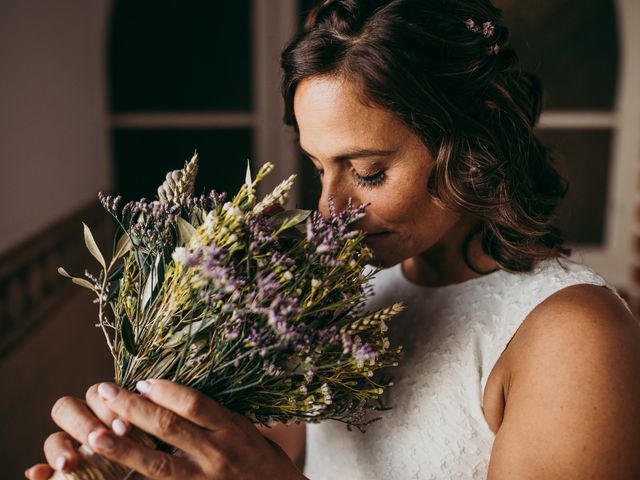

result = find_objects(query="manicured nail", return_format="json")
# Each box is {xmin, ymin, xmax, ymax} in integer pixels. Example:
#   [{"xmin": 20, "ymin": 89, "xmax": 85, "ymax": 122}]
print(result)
[
  {"xmin": 98, "ymin": 382, "xmax": 119, "ymax": 400},
  {"xmin": 55, "ymin": 455, "xmax": 67, "ymax": 470},
  {"xmin": 136, "ymin": 380, "xmax": 151, "ymax": 395},
  {"xmin": 88, "ymin": 430, "xmax": 115, "ymax": 451},
  {"xmin": 112, "ymin": 418, "xmax": 128, "ymax": 436}
]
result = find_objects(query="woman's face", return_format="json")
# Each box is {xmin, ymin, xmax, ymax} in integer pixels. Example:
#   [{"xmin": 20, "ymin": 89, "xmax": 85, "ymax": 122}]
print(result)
[{"xmin": 293, "ymin": 75, "xmax": 461, "ymax": 268}]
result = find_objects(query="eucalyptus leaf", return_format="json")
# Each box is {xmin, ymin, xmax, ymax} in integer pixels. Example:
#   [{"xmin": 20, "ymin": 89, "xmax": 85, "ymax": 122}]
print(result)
[
  {"xmin": 165, "ymin": 315, "xmax": 219, "ymax": 348},
  {"xmin": 58, "ymin": 267, "xmax": 72, "ymax": 278},
  {"xmin": 141, "ymin": 255, "xmax": 164, "ymax": 309},
  {"xmin": 267, "ymin": 209, "xmax": 312, "ymax": 232},
  {"xmin": 112, "ymin": 233, "xmax": 132, "ymax": 263},
  {"xmin": 134, "ymin": 250, "xmax": 152, "ymax": 276},
  {"xmin": 278, "ymin": 225, "xmax": 305, "ymax": 239},
  {"xmin": 71, "ymin": 277, "xmax": 96, "ymax": 291},
  {"xmin": 58, "ymin": 267, "xmax": 96, "ymax": 291},
  {"xmin": 148, "ymin": 355, "xmax": 177, "ymax": 378},
  {"xmin": 177, "ymin": 217, "xmax": 196, "ymax": 245},
  {"xmin": 120, "ymin": 314, "xmax": 136, "ymax": 355},
  {"xmin": 83, "ymin": 223, "xmax": 106, "ymax": 270},
  {"xmin": 107, "ymin": 262, "xmax": 125, "ymax": 283},
  {"xmin": 105, "ymin": 280, "xmax": 120, "ymax": 302}
]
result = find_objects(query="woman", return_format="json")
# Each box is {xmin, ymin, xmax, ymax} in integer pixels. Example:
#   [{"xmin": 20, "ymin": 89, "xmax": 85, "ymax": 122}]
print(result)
[{"xmin": 26, "ymin": 1, "xmax": 640, "ymax": 479}]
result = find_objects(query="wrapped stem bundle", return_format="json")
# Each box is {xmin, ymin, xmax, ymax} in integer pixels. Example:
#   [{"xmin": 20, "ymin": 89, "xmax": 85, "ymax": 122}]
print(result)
[{"xmin": 52, "ymin": 153, "xmax": 403, "ymax": 479}]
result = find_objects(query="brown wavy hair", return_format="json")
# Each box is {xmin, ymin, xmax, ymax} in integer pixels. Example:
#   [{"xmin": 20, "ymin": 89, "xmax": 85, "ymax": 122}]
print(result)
[{"xmin": 281, "ymin": 0, "xmax": 570, "ymax": 272}]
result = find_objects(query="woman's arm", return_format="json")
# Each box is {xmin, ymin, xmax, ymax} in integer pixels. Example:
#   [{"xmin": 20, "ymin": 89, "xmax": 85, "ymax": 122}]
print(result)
[
  {"xmin": 257, "ymin": 422, "xmax": 306, "ymax": 471},
  {"xmin": 488, "ymin": 284, "xmax": 640, "ymax": 479}
]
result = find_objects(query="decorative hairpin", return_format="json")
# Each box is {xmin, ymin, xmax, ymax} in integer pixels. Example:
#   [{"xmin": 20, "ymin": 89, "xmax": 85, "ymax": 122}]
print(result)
[{"xmin": 464, "ymin": 18, "xmax": 500, "ymax": 55}]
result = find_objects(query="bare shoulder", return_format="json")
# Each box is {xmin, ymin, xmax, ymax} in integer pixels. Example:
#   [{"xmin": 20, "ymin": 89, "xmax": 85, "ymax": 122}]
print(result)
[
  {"xmin": 506, "ymin": 283, "xmax": 639, "ymax": 370},
  {"xmin": 488, "ymin": 284, "xmax": 640, "ymax": 480}
]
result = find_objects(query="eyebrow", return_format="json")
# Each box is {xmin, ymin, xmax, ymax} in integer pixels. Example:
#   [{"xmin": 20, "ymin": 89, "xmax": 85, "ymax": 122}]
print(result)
[{"xmin": 299, "ymin": 146, "xmax": 398, "ymax": 162}]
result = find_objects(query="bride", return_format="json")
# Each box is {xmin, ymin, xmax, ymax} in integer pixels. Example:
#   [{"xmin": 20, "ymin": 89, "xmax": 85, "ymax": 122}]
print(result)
[{"xmin": 26, "ymin": 1, "xmax": 640, "ymax": 479}]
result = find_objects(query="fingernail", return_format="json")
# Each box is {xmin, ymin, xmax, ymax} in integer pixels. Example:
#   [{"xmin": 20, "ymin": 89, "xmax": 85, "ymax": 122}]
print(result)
[
  {"xmin": 136, "ymin": 380, "xmax": 151, "ymax": 395},
  {"xmin": 88, "ymin": 430, "xmax": 115, "ymax": 451},
  {"xmin": 98, "ymin": 382, "xmax": 119, "ymax": 400},
  {"xmin": 55, "ymin": 455, "xmax": 67, "ymax": 470},
  {"xmin": 24, "ymin": 468, "xmax": 30, "ymax": 478},
  {"xmin": 112, "ymin": 418, "xmax": 128, "ymax": 436}
]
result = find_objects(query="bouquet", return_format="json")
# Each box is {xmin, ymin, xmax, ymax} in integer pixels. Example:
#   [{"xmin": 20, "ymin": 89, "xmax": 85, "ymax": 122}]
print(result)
[{"xmin": 53, "ymin": 152, "xmax": 404, "ymax": 479}]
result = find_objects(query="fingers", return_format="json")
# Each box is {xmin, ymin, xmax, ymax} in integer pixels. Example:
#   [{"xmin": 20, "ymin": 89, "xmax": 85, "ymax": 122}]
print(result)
[
  {"xmin": 50, "ymin": 395, "xmax": 105, "ymax": 446},
  {"xmin": 43, "ymin": 431, "xmax": 79, "ymax": 472},
  {"xmin": 87, "ymin": 427, "xmax": 198, "ymax": 479},
  {"xmin": 96, "ymin": 383, "xmax": 209, "ymax": 455},
  {"xmin": 86, "ymin": 384, "xmax": 131, "ymax": 437},
  {"xmin": 25, "ymin": 464, "xmax": 53, "ymax": 480},
  {"xmin": 134, "ymin": 379, "xmax": 235, "ymax": 430}
]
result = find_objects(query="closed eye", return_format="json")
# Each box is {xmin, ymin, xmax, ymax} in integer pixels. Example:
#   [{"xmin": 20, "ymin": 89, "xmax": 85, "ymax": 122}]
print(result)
[
  {"xmin": 353, "ymin": 170, "xmax": 386, "ymax": 188},
  {"xmin": 312, "ymin": 168, "xmax": 386, "ymax": 189}
]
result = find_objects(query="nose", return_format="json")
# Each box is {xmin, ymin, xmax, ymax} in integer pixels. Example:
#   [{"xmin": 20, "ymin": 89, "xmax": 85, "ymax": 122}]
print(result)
[{"xmin": 317, "ymin": 175, "xmax": 358, "ymax": 219}]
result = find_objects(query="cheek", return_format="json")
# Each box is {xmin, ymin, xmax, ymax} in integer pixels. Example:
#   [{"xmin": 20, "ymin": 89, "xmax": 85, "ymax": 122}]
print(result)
[
  {"xmin": 372, "ymin": 177, "xmax": 457, "ymax": 239},
  {"xmin": 371, "ymin": 173, "xmax": 432, "ymax": 223}
]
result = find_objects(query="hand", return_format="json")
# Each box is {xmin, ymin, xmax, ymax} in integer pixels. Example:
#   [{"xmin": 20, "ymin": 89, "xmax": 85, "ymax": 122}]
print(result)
[{"xmin": 25, "ymin": 380, "xmax": 308, "ymax": 480}]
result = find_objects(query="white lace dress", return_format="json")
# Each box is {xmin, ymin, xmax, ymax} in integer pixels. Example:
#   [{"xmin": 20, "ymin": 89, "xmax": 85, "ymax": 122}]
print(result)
[{"xmin": 303, "ymin": 258, "xmax": 625, "ymax": 479}]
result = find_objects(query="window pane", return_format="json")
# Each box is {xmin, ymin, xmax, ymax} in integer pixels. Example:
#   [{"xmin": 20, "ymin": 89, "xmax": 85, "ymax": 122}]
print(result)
[
  {"xmin": 110, "ymin": 1, "xmax": 252, "ymax": 112},
  {"xmin": 112, "ymin": 129, "xmax": 253, "ymax": 202},
  {"xmin": 536, "ymin": 129, "xmax": 612, "ymax": 246},
  {"xmin": 496, "ymin": 0, "xmax": 618, "ymax": 110}
]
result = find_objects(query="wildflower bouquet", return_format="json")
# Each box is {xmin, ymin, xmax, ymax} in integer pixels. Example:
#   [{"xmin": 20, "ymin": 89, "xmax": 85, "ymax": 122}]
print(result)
[{"xmin": 53, "ymin": 153, "xmax": 403, "ymax": 479}]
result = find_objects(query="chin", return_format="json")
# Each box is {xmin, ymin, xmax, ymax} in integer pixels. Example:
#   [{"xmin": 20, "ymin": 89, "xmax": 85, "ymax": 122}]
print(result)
[
  {"xmin": 366, "ymin": 248, "xmax": 404, "ymax": 269},
  {"xmin": 363, "ymin": 233, "xmax": 405, "ymax": 269}
]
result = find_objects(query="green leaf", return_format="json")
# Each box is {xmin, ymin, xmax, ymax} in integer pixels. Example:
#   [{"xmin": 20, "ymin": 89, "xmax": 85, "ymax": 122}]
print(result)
[
  {"xmin": 112, "ymin": 233, "xmax": 132, "ymax": 263},
  {"xmin": 141, "ymin": 255, "xmax": 164, "ymax": 309},
  {"xmin": 119, "ymin": 314, "xmax": 136, "ymax": 355},
  {"xmin": 165, "ymin": 316, "xmax": 218, "ymax": 347},
  {"xmin": 83, "ymin": 223, "xmax": 106, "ymax": 270},
  {"xmin": 134, "ymin": 250, "xmax": 151, "ymax": 276},
  {"xmin": 278, "ymin": 226, "xmax": 305, "ymax": 239},
  {"xmin": 107, "ymin": 262, "xmax": 125, "ymax": 283},
  {"xmin": 267, "ymin": 209, "xmax": 312, "ymax": 233},
  {"xmin": 105, "ymin": 280, "xmax": 120, "ymax": 302},
  {"xmin": 148, "ymin": 355, "xmax": 177, "ymax": 378},
  {"xmin": 58, "ymin": 267, "xmax": 96, "ymax": 291},
  {"xmin": 176, "ymin": 217, "xmax": 196, "ymax": 245}
]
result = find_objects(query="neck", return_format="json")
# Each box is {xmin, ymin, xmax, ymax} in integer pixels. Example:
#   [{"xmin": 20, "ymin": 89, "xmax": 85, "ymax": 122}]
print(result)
[{"xmin": 401, "ymin": 218, "xmax": 498, "ymax": 287}]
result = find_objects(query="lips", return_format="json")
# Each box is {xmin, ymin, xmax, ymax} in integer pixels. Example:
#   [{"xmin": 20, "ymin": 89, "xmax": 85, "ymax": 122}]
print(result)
[{"xmin": 363, "ymin": 231, "xmax": 392, "ymax": 245}]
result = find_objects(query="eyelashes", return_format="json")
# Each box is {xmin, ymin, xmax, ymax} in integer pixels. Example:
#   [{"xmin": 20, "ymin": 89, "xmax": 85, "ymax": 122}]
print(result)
[
  {"xmin": 354, "ymin": 170, "xmax": 386, "ymax": 188},
  {"xmin": 312, "ymin": 168, "xmax": 387, "ymax": 189}
]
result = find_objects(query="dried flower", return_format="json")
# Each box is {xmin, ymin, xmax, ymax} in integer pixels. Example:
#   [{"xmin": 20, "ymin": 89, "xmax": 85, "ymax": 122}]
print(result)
[{"xmin": 61, "ymin": 153, "xmax": 404, "ymax": 436}]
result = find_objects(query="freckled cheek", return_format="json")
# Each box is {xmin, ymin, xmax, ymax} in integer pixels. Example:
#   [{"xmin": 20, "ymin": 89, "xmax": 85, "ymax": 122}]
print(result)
[
  {"xmin": 368, "ymin": 180, "xmax": 432, "ymax": 226},
  {"xmin": 376, "ymin": 191, "xmax": 453, "ymax": 239}
]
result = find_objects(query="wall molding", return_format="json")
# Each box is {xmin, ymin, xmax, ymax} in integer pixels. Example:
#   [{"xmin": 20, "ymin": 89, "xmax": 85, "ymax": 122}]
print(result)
[{"xmin": 0, "ymin": 201, "xmax": 112, "ymax": 358}]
